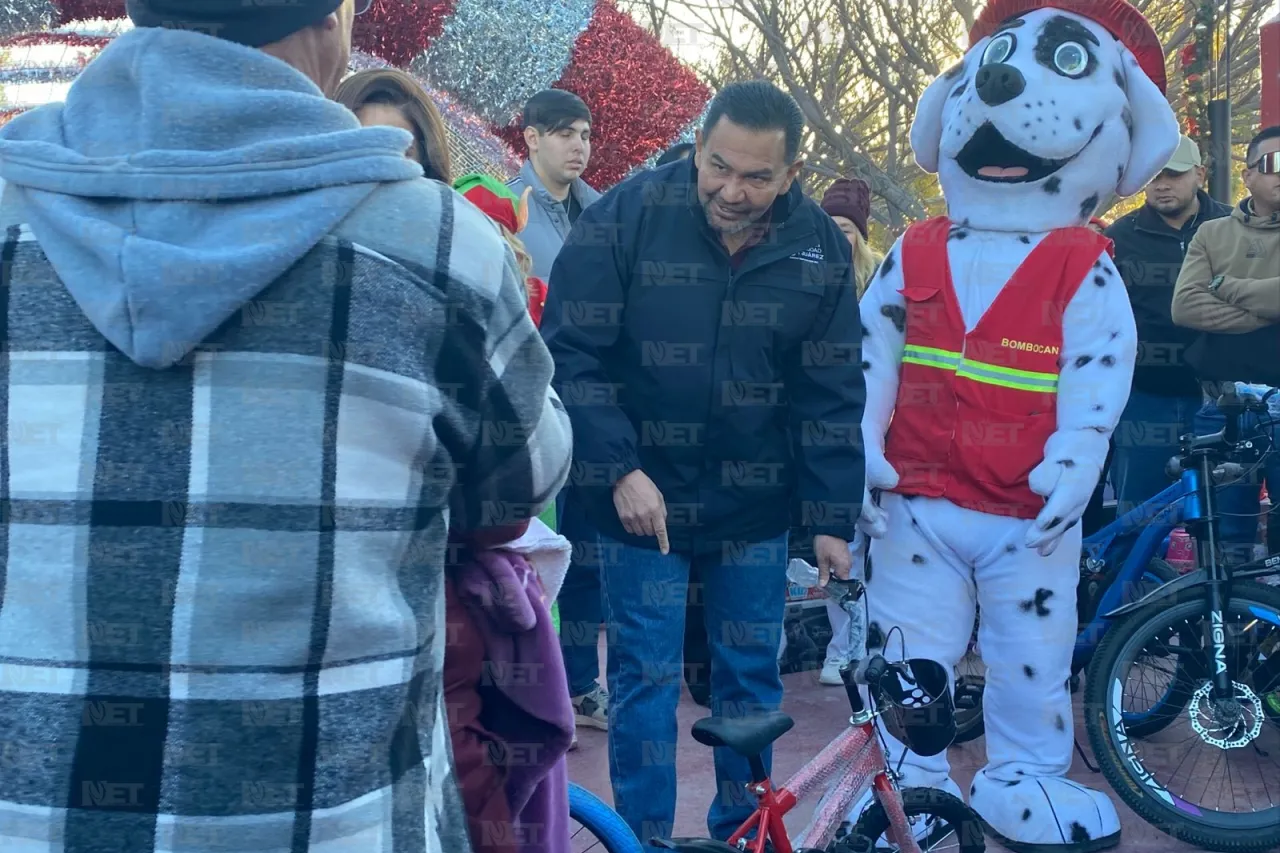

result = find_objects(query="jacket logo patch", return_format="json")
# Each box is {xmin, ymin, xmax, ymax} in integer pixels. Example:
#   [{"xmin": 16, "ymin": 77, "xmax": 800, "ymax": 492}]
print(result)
[
  {"xmin": 1245, "ymin": 239, "xmax": 1266, "ymax": 259},
  {"xmin": 790, "ymin": 245, "xmax": 825, "ymax": 264},
  {"xmin": 1001, "ymin": 337, "xmax": 1060, "ymax": 355}
]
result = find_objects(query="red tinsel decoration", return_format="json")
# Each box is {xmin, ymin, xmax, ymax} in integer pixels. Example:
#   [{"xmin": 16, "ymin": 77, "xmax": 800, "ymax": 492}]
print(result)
[
  {"xmin": 0, "ymin": 32, "xmax": 108, "ymax": 48},
  {"xmin": 1180, "ymin": 41, "xmax": 1197, "ymax": 70},
  {"xmin": 352, "ymin": 0, "xmax": 455, "ymax": 67},
  {"xmin": 54, "ymin": 0, "xmax": 125, "ymax": 24},
  {"xmin": 498, "ymin": 1, "xmax": 710, "ymax": 188}
]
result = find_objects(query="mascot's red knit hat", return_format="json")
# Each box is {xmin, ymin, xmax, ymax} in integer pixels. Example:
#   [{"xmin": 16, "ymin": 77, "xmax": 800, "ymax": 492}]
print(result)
[{"xmin": 970, "ymin": 0, "xmax": 1167, "ymax": 94}]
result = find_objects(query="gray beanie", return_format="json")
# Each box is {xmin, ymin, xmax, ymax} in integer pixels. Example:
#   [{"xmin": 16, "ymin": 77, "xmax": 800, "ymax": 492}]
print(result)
[{"xmin": 126, "ymin": 0, "xmax": 345, "ymax": 48}]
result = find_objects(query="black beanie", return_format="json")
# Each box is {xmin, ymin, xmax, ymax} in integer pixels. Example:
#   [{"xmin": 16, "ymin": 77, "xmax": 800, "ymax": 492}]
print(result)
[{"xmin": 126, "ymin": 0, "xmax": 345, "ymax": 48}]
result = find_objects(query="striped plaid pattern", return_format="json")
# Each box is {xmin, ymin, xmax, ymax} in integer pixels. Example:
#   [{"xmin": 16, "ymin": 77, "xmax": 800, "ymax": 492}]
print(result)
[{"xmin": 0, "ymin": 181, "xmax": 572, "ymax": 852}]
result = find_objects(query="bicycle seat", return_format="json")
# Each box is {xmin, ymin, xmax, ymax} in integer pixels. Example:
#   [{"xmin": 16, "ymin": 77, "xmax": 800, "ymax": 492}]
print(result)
[{"xmin": 691, "ymin": 711, "xmax": 794, "ymax": 757}]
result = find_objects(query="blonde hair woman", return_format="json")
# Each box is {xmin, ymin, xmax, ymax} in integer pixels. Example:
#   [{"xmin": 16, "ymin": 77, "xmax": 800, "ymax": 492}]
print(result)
[
  {"xmin": 821, "ymin": 177, "xmax": 882, "ymax": 295},
  {"xmin": 816, "ymin": 176, "xmax": 880, "ymax": 686}
]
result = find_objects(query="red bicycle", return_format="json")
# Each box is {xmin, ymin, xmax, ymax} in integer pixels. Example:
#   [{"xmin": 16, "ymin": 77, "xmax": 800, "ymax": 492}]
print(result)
[{"xmin": 653, "ymin": 579, "xmax": 984, "ymax": 853}]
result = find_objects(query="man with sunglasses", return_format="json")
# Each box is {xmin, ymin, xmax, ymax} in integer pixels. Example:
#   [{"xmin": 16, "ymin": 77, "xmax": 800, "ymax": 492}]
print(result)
[
  {"xmin": 0, "ymin": 1, "xmax": 572, "ymax": 852},
  {"xmin": 1172, "ymin": 125, "xmax": 1280, "ymax": 565}
]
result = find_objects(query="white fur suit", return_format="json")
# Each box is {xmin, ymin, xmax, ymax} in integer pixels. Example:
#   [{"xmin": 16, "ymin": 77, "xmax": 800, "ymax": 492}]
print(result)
[{"xmin": 857, "ymin": 3, "xmax": 1179, "ymax": 851}]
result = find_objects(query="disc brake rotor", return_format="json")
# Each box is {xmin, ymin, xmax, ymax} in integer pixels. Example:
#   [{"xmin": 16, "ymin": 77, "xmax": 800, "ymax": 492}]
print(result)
[{"xmin": 1187, "ymin": 680, "xmax": 1264, "ymax": 749}]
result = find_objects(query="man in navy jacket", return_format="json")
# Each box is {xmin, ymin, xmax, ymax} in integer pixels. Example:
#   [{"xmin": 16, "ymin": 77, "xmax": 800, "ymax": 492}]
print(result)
[{"xmin": 541, "ymin": 80, "xmax": 866, "ymax": 844}]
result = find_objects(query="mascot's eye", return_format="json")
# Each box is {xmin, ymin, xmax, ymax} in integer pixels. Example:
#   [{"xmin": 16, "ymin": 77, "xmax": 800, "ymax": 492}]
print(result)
[
  {"xmin": 1053, "ymin": 41, "xmax": 1089, "ymax": 76},
  {"xmin": 982, "ymin": 33, "xmax": 1016, "ymax": 65}
]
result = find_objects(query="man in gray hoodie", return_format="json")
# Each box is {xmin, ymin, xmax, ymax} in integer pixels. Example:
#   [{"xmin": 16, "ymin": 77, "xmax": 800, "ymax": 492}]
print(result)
[
  {"xmin": 507, "ymin": 89, "xmax": 603, "ymax": 282},
  {"xmin": 0, "ymin": 2, "xmax": 572, "ymax": 852}
]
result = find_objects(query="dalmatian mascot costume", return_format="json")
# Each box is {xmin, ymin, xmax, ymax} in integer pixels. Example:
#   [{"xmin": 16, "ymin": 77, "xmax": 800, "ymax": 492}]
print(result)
[{"xmin": 857, "ymin": 1, "xmax": 1178, "ymax": 850}]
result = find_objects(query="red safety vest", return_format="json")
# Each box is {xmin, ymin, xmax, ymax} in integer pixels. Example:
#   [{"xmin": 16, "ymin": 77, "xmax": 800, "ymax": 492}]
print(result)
[{"xmin": 883, "ymin": 217, "xmax": 1111, "ymax": 519}]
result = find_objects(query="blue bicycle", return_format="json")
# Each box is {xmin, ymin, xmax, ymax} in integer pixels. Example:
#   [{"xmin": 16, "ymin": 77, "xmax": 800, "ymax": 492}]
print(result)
[
  {"xmin": 568, "ymin": 782, "xmax": 645, "ymax": 853},
  {"xmin": 950, "ymin": 409, "xmax": 1260, "ymax": 744}
]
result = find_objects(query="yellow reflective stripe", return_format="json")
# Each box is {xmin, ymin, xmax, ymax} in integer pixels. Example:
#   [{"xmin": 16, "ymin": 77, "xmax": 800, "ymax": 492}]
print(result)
[
  {"xmin": 901, "ymin": 345, "xmax": 1058, "ymax": 393},
  {"xmin": 964, "ymin": 359, "xmax": 1058, "ymax": 383},
  {"xmin": 957, "ymin": 367, "xmax": 1057, "ymax": 393}
]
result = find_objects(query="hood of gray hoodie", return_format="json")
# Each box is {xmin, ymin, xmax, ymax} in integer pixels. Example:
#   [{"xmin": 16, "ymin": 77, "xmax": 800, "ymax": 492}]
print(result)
[{"xmin": 0, "ymin": 27, "xmax": 423, "ymax": 369}]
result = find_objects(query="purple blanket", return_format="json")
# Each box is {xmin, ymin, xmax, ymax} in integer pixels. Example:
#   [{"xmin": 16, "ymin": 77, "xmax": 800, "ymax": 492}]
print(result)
[{"xmin": 454, "ymin": 547, "xmax": 574, "ymax": 853}]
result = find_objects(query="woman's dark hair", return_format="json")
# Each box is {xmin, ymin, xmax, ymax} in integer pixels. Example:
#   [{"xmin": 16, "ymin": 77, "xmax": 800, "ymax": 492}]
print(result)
[
  {"xmin": 334, "ymin": 68, "xmax": 453, "ymax": 184},
  {"xmin": 655, "ymin": 142, "xmax": 695, "ymax": 167},
  {"xmin": 701, "ymin": 80, "xmax": 804, "ymax": 162}
]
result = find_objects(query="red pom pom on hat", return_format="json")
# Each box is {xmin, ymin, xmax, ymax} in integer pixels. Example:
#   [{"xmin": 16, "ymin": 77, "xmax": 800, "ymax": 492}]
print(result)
[{"xmin": 969, "ymin": 0, "xmax": 1167, "ymax": 94}]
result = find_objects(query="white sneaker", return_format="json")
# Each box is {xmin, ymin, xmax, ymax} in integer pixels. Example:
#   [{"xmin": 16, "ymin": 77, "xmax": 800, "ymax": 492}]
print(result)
[{"xmin": 819, "ymin": 656, "xmax": 848, "ymax": 685}]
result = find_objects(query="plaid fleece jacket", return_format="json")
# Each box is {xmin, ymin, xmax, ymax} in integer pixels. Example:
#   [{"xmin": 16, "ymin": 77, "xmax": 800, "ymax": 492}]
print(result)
[{"xmin": 0, "ymin": 179, "xmax": 573, "ymax": 852}]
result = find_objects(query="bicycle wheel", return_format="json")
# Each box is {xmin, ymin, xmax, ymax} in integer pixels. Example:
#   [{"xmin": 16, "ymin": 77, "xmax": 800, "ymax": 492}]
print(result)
[
  {"xmin": 569, "ymin": 783, "xmax": 645, "ymax": 853},
  {"xmin": 852, "ymin": 786, "xmax": 985, "ymax": 852},
  {"xmin": 952, "ymin": 614, "xmax": 984, "ymax": 745},
  {"xmin": 1084, "ymin": 583, "xmax": 1280, "ymax": 851},
  {"xmin": 1117, "ymin": 558, "xmax": 1197, "ymax": 738}
]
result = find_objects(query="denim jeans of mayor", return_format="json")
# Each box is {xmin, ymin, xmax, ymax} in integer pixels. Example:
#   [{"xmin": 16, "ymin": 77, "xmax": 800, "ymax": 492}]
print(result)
[
  {"xmin": 1112, "ymin": 389, "xmax": 1203, "ymax": 522},
  {"xmin": 1194, "ymin": 400, "xmax": 1280, "ymax": 560},
  {"xmin": 596, "ymin": 529, "xmax": 788, "ymax": 845},
  {"xmin": 555, "ymin": 489, "xmax": 603, "ymax": 697}
]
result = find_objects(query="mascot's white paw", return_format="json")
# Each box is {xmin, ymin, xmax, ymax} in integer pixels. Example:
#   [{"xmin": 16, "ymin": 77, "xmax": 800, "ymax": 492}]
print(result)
[
  {"xmin": 858, "ymin": 453, "xmax": 899, "ymax": 539},
  {"xmin": 970, "ymin": 770, "xmax": 1120, "ymax": 852},
  {"xmin": 1024, "ymin": 462, "xmax": 1100, "ymax": 556}
]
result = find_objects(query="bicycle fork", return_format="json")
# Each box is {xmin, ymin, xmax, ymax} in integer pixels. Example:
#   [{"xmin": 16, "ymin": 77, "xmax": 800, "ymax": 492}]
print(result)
[{"xmin": 1189, "ymin": 454, "xmax": 1234, "ymax": 699}]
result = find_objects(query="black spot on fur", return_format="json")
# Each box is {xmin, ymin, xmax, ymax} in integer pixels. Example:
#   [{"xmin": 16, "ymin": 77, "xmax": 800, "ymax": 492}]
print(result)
[
  {"xmin": 864, "ymin": 554, "xmax": 873, "ymax": 584},
  {"xmin": 1109, "ymin": 330, "xmax": 1120, "ymax": 339},
  {"xmin": 1114, "ymin": 69, "xmax": 1126, "ymax": 91},
  {"xmin": 861, "ymin": 324, "xmax": 870, "ymax": 338},
  {"xmin": 1058, "ymin": 459, "xmax": 1075, "ymax": 468},
  {"xmin": 1079, "ymin": 193, "xmax": 1100, "ymax": 220},
  {"xmin": 1055, "ymin": 713, "xmax": 1066, "ymax": 731},
  {"xmin": 949, "ymin": 228, "xmax": 969, "ymax": 240},
  {"xmin": 1069, "ymin": 822, "xmax": 1093, "ymax": 843},
  {"xmin": 1074, "ymin": 355, "xmax": 1093, "ymax": 368},
  {"xmin": 880, "ymin": 251, "xmax": 896, "ymax": 275},
  {"xmin": 1023, "ymin": 664, "xmax": 1036, "ymax": 678},
  {"xmin": 971, "ymin": 783, "xmax": 978, "ymax": 796},
  {"xmin": 944, "ymin": 62, "xmax": 964, "ymax": 80},
  {"xmin": 1104, "ymin": 265, "xmax": 1114, "ymax": 276},
  {"xmin": 1022, "ymin": 808, "xmax": 1033, "ymax": 821},
  {"xmin": 912, "ymin": 554, "xmax": 926, "ymax": 564},
  {"xmin": 1018, "ymin": 588, "xmax": 1055, "ymax": 617},
  {"xmin": 1100, "ymin": 355, "xmax": 1115, "ymax": 366},
  {"xmin": 867, "ymin": 621, "xmax": 885, "ymax": 650},
  {"xmin": 861, "ymin": 361, "xmax": 871, "ymax": 371},
  {"xmin": 1005, "ymin": 543, "xmax": 1018, "ymax": 553},
  {"xmin": 1094, "ymin": 275, "xmax": 1106, "ymax": 287},
  {"xmin": 1043, "ymin": 176, "xmax": 1061, "ymax": 194},
  {"xmin": 1004, "ymin": 780, "xmax": 1021, "ymax": 787},
  {"xmin": 1094, "ymin": 259, "xmax": 1102, "ymax": 269},
  {"xmin": 1024, "ymin": 122, "xmax": 1031, "ymax": 129},
  {"xmin": 880, "ymin": 304, "xmax": 906, "ymax": 334},
  {"xmin": 1073, "ymin": 117, "xmax": 1083, "ymax": 131},
  {"xmin": 1019, "ymin": 235, "xmax": 1031, "ymax": 244},
  {"xmin": 1092, "ymin": 404, "xmax": 1104, "ymax": 412}
]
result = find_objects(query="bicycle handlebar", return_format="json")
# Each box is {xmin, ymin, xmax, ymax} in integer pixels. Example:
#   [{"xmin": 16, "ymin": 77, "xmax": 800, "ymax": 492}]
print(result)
[{"xmin": 1166, "ymin": 388, "xmax": 1277, "ymax": 479}]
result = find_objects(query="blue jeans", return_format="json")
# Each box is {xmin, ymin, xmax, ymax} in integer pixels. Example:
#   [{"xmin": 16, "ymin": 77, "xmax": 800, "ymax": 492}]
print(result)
[
  {"xmin": 1112, "ymin": 389, "xmax": 1202, "ymax": 520},
  {"xmin": 596, "ymin": 529, "xmax": 788, "ymax": 845},
  {"xmin": 556, "ymin": 489, "xmax": 603, "ymax": 697},
  {"xmin": 1194, "ymin": 400, "xmax": 1280, "ymax": 558}
]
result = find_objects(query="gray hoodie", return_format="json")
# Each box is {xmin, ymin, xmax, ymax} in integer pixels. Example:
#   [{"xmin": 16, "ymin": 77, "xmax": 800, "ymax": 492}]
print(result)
[
  {"xmin": 507, "ymin": 160, "xmax": 602, "ymax": 281},
  {"xmin": 0, "ymin": 26, "xmax": 570, "ymax": 853}
]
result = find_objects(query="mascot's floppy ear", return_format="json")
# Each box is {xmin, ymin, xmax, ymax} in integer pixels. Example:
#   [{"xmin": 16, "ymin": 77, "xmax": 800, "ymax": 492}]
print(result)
[
  {"xmin": 910, "ymin": 59, "xmax": 970, "ymax": 174},
  {"xmin": 1117, "ymin": 44, "xmax": 1180, "ymax": 197}
]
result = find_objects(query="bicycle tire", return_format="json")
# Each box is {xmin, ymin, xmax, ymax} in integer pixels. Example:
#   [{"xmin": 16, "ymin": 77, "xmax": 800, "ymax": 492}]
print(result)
[
  {"xmin": 951, "ymin": 558, "xmax": 1181, "ymax": 747},
  {"xmin": 1084, "ymin": 582, "xmax": 1280, "ymax": 852},
  {"xmin": 569, "ymin": 782, "xmax": 646, "ymax": 853},
  {"xmin": 852, "ymin": 786, "xmax": 985, "ymax": 852}
]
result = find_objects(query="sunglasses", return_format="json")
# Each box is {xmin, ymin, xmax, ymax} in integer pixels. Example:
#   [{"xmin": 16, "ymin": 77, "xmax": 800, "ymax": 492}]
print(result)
[
  {"xmin": 355, "ymin": 0, "xmax": 373, "ymax": 14},
  {"xmin": 1250, "ymin": 151, "xmax": 1280, "ymax": 175}
]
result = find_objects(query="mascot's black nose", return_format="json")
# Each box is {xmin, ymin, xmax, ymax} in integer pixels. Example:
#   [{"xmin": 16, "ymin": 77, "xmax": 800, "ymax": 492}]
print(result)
[{"xmin": 975, "ymin": 63, "xmax": 1026, "ymax": 106}]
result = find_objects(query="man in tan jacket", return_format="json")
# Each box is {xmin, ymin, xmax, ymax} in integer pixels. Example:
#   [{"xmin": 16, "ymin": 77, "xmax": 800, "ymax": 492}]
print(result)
[{"xmin": 1171, "ymin": 124, "xmax": 1280, "ymax": 562}]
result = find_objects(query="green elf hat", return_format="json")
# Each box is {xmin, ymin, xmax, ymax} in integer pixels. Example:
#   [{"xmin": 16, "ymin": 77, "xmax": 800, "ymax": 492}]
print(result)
[{"xmin": 453, "ymin": 172, "xmax": 531, "ymax": 235}]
